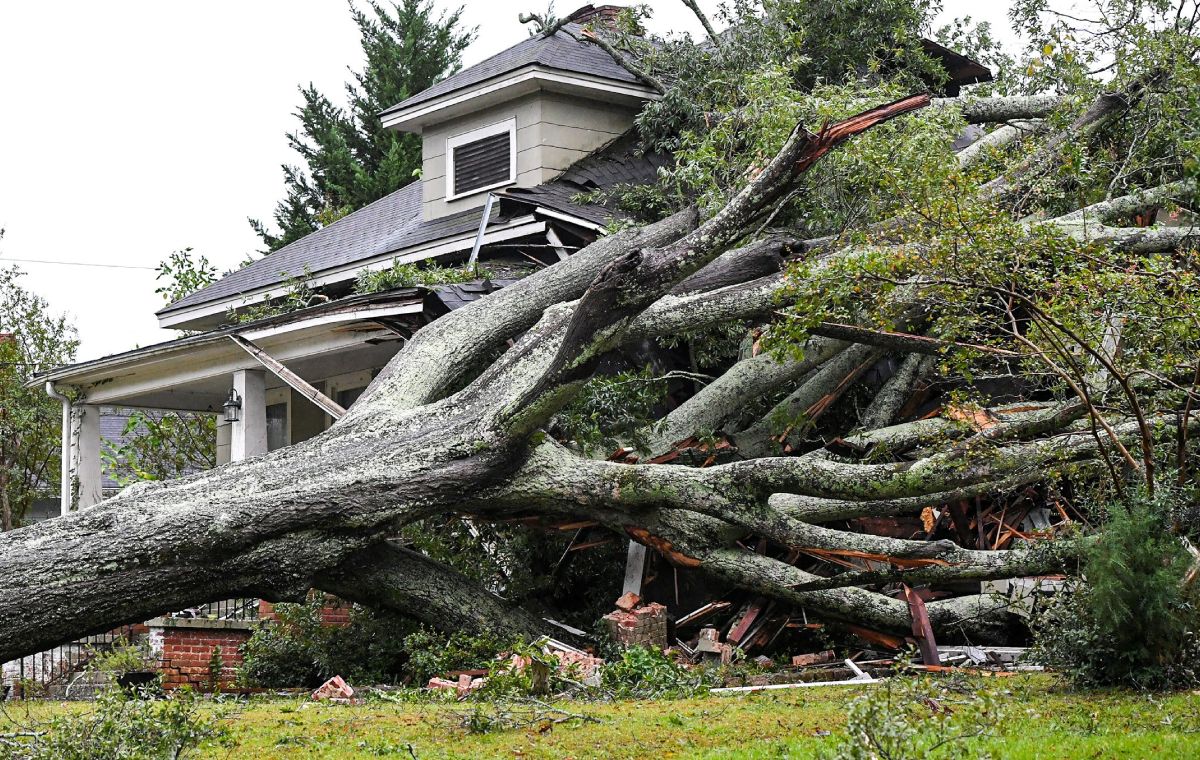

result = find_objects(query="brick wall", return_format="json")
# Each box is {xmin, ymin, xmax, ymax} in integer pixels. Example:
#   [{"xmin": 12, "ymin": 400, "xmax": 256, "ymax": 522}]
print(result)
[
  {"xmin": 148, "ymin": 618, "xmax": 254, "ymax": 691},
  {"xmin": 258, "ymin": 593, "xmax": 352, "ymax": 626}
]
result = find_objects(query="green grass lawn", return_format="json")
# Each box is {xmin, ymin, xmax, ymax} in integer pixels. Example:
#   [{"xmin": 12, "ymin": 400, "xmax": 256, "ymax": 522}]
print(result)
[{"xmin": 6, "ymin": 675, "xmax": 1200, "ymax": 758}]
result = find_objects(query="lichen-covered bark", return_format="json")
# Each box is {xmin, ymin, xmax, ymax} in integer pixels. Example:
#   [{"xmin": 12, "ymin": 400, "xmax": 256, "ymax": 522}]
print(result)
[
  {"xmin": 2, "ymin": 91, "xmax": 1161, "ymax": 661},
  {"xmin": 316, "ymin": 541, "xmax": 553, "ymax": 640}
]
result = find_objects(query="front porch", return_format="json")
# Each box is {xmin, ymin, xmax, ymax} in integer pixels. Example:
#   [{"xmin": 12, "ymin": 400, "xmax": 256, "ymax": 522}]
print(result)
[{"xmin": 36, "ymin": 286, "xmax": 495, "ymax": 511}]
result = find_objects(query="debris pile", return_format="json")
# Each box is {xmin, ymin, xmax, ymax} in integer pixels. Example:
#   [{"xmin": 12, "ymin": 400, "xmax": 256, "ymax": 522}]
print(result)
[
  {"xmin": 311, "ymin": 674, "xmax": 359, "ymax": 704},
  {"xmin": 425, "ymin": 638, "xmax": 603, "ymax": 698}
]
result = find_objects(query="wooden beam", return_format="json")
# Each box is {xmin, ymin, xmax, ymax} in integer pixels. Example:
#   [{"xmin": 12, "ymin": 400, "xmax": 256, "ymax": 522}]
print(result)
[
  {"xmin": 902, "ymin": 585, "xmax": 940, "ymax": 665},
  {"xmin": 228, "ymin": 334, "xmax": 347, "ymax": 420}
]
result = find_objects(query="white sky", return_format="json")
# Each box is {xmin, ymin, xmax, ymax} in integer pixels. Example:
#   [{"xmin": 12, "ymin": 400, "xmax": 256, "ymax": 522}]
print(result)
[{"xmin": 0, "ymin": 0, "xmax": 1015, "ymax": 362}]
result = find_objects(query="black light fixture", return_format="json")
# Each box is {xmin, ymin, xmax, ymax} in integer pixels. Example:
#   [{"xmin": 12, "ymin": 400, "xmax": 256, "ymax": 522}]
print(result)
[{"xmin": 223, "ymin": 389, "xmax": 242, "ymax": 423}]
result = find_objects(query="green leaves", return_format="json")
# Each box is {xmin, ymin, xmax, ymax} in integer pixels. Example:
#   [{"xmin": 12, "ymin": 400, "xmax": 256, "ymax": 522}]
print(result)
[
  {"xmin": 154, "ymin": 247, "xmax": 217, "ymax": 304},
  {"xmin": 354, "ymin": 260, "xmax": 485, "ymax": 295},
  {"xmin": 0, "ymin": 266, "xmax": 77, "ymax": 528}
]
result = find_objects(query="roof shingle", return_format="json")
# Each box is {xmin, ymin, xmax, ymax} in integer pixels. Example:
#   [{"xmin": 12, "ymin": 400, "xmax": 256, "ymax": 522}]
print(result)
[{"xmin": 380, "ymin": 23, "xmax": 641, "ymax": 117}]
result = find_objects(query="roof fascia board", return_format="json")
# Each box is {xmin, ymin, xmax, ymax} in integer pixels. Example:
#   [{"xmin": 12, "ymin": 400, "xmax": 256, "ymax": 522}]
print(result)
[
  {"xmin": 157, "ymin": 217, "xmax": 546, "ymax": 329},
  {"xmin": 382, "ymin": 65, "xmax": 659, "ymax": 133},
  {"xmin": 530, "ymin": 206, "xmax": 607, "ymax": 233}
]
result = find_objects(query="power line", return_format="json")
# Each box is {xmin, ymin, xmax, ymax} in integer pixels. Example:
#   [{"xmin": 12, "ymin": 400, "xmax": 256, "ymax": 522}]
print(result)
[{"xmin": 0, "ymin": 257, "xmax": 156, "ymax": 271}]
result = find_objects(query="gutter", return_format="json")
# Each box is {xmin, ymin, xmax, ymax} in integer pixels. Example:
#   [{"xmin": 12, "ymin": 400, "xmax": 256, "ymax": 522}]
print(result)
[{"xmin": 44, "ymin": 382, "xmax": 71, "ymax": 517}]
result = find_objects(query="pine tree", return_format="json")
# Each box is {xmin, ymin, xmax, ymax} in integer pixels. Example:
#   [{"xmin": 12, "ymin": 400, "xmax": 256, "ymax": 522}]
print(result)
[{"xmin": 251, "ymin": 1, "xmax": 474, "ymax": 252}]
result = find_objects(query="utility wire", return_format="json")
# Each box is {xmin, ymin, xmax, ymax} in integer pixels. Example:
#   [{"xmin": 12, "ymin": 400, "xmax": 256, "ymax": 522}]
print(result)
[{"xmin": 0, "ymin": 257, "xmax": 156, "ymax": 271}]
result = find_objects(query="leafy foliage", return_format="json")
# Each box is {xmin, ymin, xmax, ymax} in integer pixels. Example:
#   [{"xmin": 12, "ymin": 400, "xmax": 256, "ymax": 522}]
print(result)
[
  {"xmin": 354, "ymin": 260, "xmax": 484, "ymax": 294},
  {"xmin": 823, "ymin": 669, "xmax": 1003, "ymax": 759},
  {"xmin": 401, "ymin": 626, "xmax": 507, "ymax": 685},
  {"xmin": 0, "ymin": 265, "xmax": 77, "ymax": 530},
  {"xmin": 154, "ymin": 248, "xmax": 217, "ymax": 305},
  {"xmin": 2, "ymin": 684, "xmax": 224, "ymax": 760},
  {"xmin": 599, "ymin": 645, "xmax": 713, "ymax": 699},
  {"xmin": 550, "ymin": 366, "xmax": 668, "ymax": 455},
  {"xmin": 250, "ymin": 1, "xmax": 474, "ymax": 252},
  {"xmin": 102, "ymin": 410, "xmax": 215, "ymax": 487},
  {"xmin": 238, "ymin": 596, "xmax": 421, "ymax": 688},
  {"xmin": 227, "ymin": 269, "xmax": 322, "ymax": 324},
  {"xmin": 1032, "ymin": 489, "xmax": 1200, "ymax": 688}
]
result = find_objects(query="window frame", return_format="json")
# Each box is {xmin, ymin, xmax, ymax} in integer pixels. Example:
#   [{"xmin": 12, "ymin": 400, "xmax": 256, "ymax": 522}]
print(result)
[
  {"xmin": 445, "ymin": 117, "xmax": 518, "ymax": 201},
  {"xmin": 264, "ymin": 386, "xmax": 291, "ymax": 451}
]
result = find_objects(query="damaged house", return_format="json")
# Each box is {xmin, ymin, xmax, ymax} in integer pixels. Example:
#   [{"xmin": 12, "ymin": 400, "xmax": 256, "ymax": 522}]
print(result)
[{"xmin": 15, "ymin": 4, "xmax": 1002, "ymax": 694}]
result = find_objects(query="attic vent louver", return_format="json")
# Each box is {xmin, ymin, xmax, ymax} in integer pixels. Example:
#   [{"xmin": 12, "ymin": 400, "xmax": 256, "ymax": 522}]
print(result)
[{"xmin": 447, "ymin": 119, "xmax": 517, "ymax": 199}]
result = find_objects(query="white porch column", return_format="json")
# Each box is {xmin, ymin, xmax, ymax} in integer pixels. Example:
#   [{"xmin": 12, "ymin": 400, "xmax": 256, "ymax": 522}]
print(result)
[
  {"xmin": 71, "ymin": 404, "xmax": 103, "ymax": 509},
  {"xmin": 230, "ymin": 369, "xmax": 267, "ymax": 462},
  {"xmin": 622, "ymin": 541, "xmax": 648, "ymax": 596}
]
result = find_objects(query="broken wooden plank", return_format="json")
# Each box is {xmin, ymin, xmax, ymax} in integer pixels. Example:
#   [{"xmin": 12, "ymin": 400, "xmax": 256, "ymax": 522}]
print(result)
[
  {"xmin": 845, "ymin": 624, "xmax": 907, "ymax": 650},
  {"xmin": 675, "ymin": 601, "xmax": 732, "ymax": 628},
  {"xmin": 229, "ymin": 334, "xmax": 347, "ymax": 419},
  {"xmin": 727, "ymin": 597, "xmax": 767, "ymax": 645},
  {"xmin": 902, "ymin": 584, "xmax": 940, "ymax": 666}
]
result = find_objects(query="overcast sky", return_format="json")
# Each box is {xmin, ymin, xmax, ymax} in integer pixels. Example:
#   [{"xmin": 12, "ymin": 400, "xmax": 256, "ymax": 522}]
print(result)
[{"xmin": 0, "ymin": 0, "xmax": 1016, "ymax": 362}]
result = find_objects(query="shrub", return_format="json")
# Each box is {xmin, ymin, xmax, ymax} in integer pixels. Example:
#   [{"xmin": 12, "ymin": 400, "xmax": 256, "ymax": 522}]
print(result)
[
  {"xmin": 7, "ymin": 684, "xmax": 223, "ymax": 759},
  {"xmin": 1032, "ymin": 490, "xmax": 1200, "ymax": 688},
  {"xmin": 823, "ymin": 670, "xmax": 1001, "ymax": 759},
  {"xmin": 238, "ymin": 598, "xmax": 332, "ymax": 688},
  {"xmin": 402, "ymin": 627, "xmax": 507, "ymax": 685},
  {"xmin": 238, "ymin": 600, "xmax": 498, "ymax": 688},
  {"xmin": 599, "ymin": 645, "xmax": 712, "ymax": 698}
]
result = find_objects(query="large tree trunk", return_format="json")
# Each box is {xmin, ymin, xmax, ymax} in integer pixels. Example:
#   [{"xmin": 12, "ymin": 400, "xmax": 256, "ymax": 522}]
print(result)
[{"xmin": 0, "ymin": 93, "xmax": 1172, "ymax": 662}]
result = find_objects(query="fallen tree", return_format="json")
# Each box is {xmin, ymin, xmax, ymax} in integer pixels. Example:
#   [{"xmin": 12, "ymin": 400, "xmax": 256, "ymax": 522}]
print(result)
[{"xmin": 3, "ymin": 0, "xmax": 1199, "ymax": 661}]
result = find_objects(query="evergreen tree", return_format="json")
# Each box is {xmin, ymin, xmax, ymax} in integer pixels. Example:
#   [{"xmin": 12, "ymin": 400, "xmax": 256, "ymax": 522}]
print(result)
[{"xmin": 251, "ymin": 1, "xmax": 474, "ymax": 252}]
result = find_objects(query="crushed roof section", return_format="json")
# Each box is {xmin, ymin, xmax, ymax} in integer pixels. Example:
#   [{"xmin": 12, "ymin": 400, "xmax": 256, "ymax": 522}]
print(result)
[
  {"xmin": 162, "ymin": 132, "xmax": 668, "ymax": 317},
  {"xmin": 380, "ymin": 23, "xmax": 642, "ymax": 116},
  {"xmin": 501, "ymin": 132, "xmax": 670, "ymax": 224}
]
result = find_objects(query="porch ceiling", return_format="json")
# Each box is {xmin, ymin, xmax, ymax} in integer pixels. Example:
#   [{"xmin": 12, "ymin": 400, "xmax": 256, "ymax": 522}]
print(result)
[{"xmin": 34, "ymin": 293, "xmax": 425, "ymax": 412}]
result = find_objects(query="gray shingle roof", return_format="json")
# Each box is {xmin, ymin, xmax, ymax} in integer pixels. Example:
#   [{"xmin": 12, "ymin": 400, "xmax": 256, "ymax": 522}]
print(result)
[
  {"xmin": 160, "ymin": 137, "xmax": 666, "ymax": 318},
  {"xmin": 160, "ymin": 183, "xmax": 422, "ymax": 314},
  {"xmin": 380, "ymin": 23, "xmax": 641, "ymax": 117},
  {"xmin": 160, "ymin": 183, "xmax": 513, "ymax": 315}
]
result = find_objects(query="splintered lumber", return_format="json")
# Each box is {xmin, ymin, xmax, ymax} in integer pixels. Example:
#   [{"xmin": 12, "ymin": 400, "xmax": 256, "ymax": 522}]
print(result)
[
  {"xmin": 676, "ymin": 601, "xmax": 732, "ymax": 627},
  {"xmin": 727, "ymin": 597, "xmax": 767, "ymax": 645},
  {"xmin": 902, "ymin": 585, "xmax": 940, "ymax": 665},
  {"xmin": 846, "ymin": 625, "xmax": 907, "ymax": 650}
]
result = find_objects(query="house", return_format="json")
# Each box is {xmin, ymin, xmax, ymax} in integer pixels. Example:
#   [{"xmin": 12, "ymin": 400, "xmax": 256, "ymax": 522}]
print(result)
[
  {"xmin": 31, "ymin": 4, "xmax": 990, "ymax": 514},
  {"xmin": 31, "ymin": 5, "xmax": 669, "ymax": 512}
]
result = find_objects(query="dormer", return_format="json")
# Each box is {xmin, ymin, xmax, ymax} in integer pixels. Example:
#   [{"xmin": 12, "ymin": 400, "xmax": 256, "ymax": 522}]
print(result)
[{"xmin": 379, "ymin": 5, "xmax": 659, "ymax": 221}]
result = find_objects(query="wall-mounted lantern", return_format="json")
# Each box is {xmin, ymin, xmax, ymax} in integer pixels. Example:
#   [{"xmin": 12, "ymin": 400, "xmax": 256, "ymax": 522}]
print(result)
[{"xmin": 223, "ymin": 389, "xmax": 242, "ymax": 423}]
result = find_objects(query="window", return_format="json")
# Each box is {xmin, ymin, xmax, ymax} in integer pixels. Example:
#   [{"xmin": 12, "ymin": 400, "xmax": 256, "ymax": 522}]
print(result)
[
  {"xmin": 266, "ymin": 403, "xmax": 289, "ymax": 452},
  {"xmin": 335, "ymin": 386, "xmax": 366, "ymax": 409},
  {"xmin": 446, "ymin": 118, "xmax": 516, "ymax": 200}
]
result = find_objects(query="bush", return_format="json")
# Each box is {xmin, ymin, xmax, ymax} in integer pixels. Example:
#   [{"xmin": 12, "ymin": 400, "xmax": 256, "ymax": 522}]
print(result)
[
  {"xmin": 238, "ymin": 598, "xmax": 419, "ymax": 688},
  {"xmin": 823, "ymin": 669, "xmax": 1001, "ymax": 759},
  {"xmin": 1032, "ymin": 490, "xmax": 1200, "ymax": 688},
  {"xmin": 599, "ymin": 645, "xmax": 712, "ymax": 698},
  {"xmin": 238, "ymin": 598, "xmax": 332, "ymax": 688},
  {"xmin": 238, "ymin": 599, "xmax": 512, "ymax": 688},
  {"xmin": 6, "ymin": 684, "xmax": 223, "ymax": 759},
  {"xmin": 402, "ymin": 627, "xmax": 507, "ymax": 685}
]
